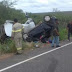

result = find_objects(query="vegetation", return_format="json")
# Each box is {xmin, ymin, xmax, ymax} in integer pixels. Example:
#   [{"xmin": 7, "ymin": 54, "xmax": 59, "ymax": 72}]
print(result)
[
  {"xmin": 0, "ymin": 0, "xmax": 72, "ymax": 54},
  {"xmin": 0, "ymin": 0, "xmax": 27, "ymax": 25},
  {"xmin": 0, "ymin": 39, "xmax": 35, "ymax": 54}
]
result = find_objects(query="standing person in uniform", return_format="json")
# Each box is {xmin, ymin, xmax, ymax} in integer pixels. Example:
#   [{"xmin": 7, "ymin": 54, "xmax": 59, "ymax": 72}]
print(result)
[
  {"xmin": 11, "ymin": 19, "xmax": 24, "ymax": 54},
  {"xmin": 51, "ymin": 19, "xmax": 60, "ymax": 47},
  {"xmin": 67, "ymin": 21, "xmax": 72, "ymax": 41}
]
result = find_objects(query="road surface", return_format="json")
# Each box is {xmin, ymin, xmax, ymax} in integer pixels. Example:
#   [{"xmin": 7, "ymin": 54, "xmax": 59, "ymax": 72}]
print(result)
[{"xmin": 0, "ymin": 39, "xmax": 72, "ymax": 72}]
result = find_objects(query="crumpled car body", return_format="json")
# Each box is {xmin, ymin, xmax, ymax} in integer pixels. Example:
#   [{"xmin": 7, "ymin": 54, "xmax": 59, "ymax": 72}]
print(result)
[{"xmin": 26, "ymin": 18, "xmax": 55, "ymax": 43}]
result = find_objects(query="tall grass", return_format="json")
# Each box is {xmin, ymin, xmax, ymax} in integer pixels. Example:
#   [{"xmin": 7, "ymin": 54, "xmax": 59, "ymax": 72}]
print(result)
[
  {"xmin": 0, "ymin": 39, "xmax": 16, "ymax": 54},
  {"xmin": 0, "ymin": 12, "xmax": 72, "ymax": 54},
  {"xmin": 0, "ymin": 39, "xmax": 35, "ymax": 54},
  {"xmin": 59, "ymin": 28, "xmax": 68, "ymax": 41}
]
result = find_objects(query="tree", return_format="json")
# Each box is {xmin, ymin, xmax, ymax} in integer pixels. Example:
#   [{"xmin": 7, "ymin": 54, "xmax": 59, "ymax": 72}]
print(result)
[
  {"xmin": 53, "ymin": 8, "xmax": 60, "ymax": 12},
  {"xmin": 0, "ymin": 0, "xmax": 26, "ymax": 24},
  {"xmin": 1, "ymin": 0, "xmax": 17, "ymax": 8}
]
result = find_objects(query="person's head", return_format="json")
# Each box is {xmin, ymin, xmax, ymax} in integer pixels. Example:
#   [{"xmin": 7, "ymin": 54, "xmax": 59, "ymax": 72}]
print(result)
[
  {"xmin": 69, "ymin": 21, "xmax": 72, "ymax": 24},
  {"xmin": 44, "ymin": 15, "xmax": 50, "ymax": 22},
  {"xmin": 51, "ymin": 16, "xmax": 57, "ymax": 22},
  {"xmin": 14, "ymin": 18, "xmax": 18, "ymax": 23},
  {"xmin": 55, "ymin": 19, "xmax": 59, "ymax": 24}
]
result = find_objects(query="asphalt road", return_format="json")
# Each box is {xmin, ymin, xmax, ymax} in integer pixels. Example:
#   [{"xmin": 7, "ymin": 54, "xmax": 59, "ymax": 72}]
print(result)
[{"xmin": 0, "ymin": 40, "xmax": 72, "ymax": 72}]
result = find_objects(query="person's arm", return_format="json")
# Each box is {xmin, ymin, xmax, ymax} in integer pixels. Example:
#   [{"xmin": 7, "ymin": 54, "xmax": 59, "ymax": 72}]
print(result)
[{"xmin": 54, "ymin": 28, "xmax": 59, "ymax": 36}]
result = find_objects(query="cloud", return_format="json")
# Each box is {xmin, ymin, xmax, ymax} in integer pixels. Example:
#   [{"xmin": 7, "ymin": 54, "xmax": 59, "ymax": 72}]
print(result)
[
  {"xmin": 13, "ymin": 0, "xmax": 57, "ymax": 12},
  {"xmin": 36, "ymin": 0, "xmax": 49, "ymax": 4},
  {"xmin": 0, "ymin": 0, "xmax": 72, "ymax": 13},
  {"xmin": 68, "ymin": 2, "xmax": 72, "ymax": 4}
]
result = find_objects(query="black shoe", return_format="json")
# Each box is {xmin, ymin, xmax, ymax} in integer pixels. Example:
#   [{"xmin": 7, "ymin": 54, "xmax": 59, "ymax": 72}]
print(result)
[{"xmin": 56, "ymin": 45, "xmax": 60, "ymax": 47}]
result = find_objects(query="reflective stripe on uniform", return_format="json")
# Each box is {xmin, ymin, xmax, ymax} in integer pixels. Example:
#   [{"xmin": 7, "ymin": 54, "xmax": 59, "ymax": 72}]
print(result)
[
  {"xmin": 17, "ymin": 48, "xmax": 22, "ymax": 50},
  {"xmin": 12, "ymin": 29, "xmax": 22, "ymax": 32}
]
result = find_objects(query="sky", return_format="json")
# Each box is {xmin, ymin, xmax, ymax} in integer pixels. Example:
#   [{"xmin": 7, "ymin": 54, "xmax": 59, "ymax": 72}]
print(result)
[{"xmin": 0, "ymin": 0, "xmax": 72, "ymax": 13}]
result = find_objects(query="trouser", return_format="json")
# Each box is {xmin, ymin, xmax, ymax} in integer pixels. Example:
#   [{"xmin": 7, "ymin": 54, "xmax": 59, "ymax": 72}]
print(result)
[
  {"xmin": 51, "ymin": 36, "xmax": 59, "ymax": 46},
  {"xmin": 68, "ymin": 31, "xmax": 72, "ymax": 41},
  {"xmin": 14, "ymin": 38, "xmax": 22, "ymax": 53}
]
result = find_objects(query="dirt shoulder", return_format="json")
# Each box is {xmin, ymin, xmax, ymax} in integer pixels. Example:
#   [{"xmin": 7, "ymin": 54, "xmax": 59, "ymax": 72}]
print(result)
[
  {"xmin": 0, "ymin": 42, "xmax": 49, "ymax": 61},
  {"xmin": 0, "ymin": 53, "xmax": 14, "ymax": 61}
]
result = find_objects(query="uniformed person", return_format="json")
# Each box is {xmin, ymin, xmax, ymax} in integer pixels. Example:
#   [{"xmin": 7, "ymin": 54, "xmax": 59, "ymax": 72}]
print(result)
[{"xmin": 11, "ymin": 19, "xmax": 24, "ymax": 54}]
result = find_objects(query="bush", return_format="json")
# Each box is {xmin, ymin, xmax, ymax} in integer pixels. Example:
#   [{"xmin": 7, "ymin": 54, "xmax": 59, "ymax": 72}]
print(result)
[
  {"xmin": 59, "ymin": 28, "xmax": 68, "ymax": 40},
  {"xmin": 0, "ymin": 39, "xmax": 35, "ymax": 54},
  {"xmin": 0, "ymin": 39, "xmax": 16, "ymax": 54}
]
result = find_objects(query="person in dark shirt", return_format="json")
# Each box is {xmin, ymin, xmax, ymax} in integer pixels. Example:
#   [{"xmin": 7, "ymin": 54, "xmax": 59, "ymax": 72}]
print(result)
[
  {"xmin": 67, "ymin": 21, "xmax": 72, "ymax": 41},
  {"xmin": 51, "ymin": 18, "xmax": 60, "ymax": 47}
]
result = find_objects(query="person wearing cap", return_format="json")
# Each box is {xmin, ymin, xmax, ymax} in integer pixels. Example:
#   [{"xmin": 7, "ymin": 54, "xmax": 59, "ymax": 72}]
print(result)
[{"xmin": 11, "ymin": 18, "xmax": 24, "ymax": 55}]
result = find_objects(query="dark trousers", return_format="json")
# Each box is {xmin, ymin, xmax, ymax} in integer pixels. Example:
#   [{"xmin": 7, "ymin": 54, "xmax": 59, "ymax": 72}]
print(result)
[{"xmin": 68, "ymin": 31, "xmax": 72, "ymax": 41}]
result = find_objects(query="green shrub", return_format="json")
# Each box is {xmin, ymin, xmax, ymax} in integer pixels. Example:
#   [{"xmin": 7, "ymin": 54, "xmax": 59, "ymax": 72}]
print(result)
[
  {"xmin": 0, "ymin": 39, "xmax": 16, "ymax": 54},
  {"xmin": 0, "ymin": 39, "xmax": 35, "ymax": 54},
  {"xmin": 59, "ymin": 28, "xmax": 68, "ymax": 40}
]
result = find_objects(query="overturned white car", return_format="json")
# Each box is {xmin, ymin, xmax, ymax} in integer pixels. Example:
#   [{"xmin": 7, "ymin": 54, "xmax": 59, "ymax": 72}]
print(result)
[
  {"xmin": 0, "ymin": 18, "xmax": 35, "ymax": 43},
  {"xmin": 4, "ymin": 18, "xmax": 35, "ymax": 37}
]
